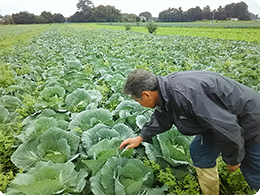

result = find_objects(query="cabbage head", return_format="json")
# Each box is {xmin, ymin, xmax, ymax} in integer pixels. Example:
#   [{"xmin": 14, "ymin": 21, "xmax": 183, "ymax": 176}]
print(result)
[
  {"xmin": 65, "ymin": 89, "xmax": 102, "ymax": 111},
  {"xmin": 83, "ymin": 137, "xmax": 134, "ymax": 175},
  {"xmin": 68, "ymin": 108, "xmax": 113, "ymax": 131},
  {"xmin": 90, "ymin": 156, "xmax": 154, "ymax": 195},
  {"xmin": 143, "ymin": 127, "xmax": 194, "ymax": 179},
  {"xmin": 11, "ymin": 127, "xmax": 80, "ymax": 171},
  {"xmin": 5, "ymin": 161, "xmax": 87, "ymax": 195},
  {"xmin": 82, "ymin": 123, "xmax": 135, "ymax": 152}
]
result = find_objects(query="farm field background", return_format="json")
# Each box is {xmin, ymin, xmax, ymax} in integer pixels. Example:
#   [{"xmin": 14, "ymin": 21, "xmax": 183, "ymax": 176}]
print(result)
[{"xmin": 0, "ymin": 23, "xmax": 259, "ymax": 194}]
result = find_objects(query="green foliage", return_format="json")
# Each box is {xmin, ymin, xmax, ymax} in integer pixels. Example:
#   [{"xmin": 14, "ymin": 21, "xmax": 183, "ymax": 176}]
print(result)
[
  {"xmin": 146, "ymin": 22, "xmax": 158, "ymax": 34},
  {"xmin": 0, "ymin": 24, "xmax": 259, "ymax": 194},
  {"xmin": 143, "ymin": 159, "xmax": 200, "ymax": 194},
  {"xmin": 0, "ymin": 122, "xmax": 22, "ymax": 192},
  {"xmin": 0, "ymin": 63, "xmax": 16, "ymax": 88},
  {"xmin": 217, "ymin": 157, "xmax": 257, "ymax": 195},
  {"xmin": 16, "ymin": 95, "xmax": 37, "ymax": 117},
  {"xmin": 5, "ymin": 161, "xmax": 88, "ymax": 195},
  {"xmin": 11, "ymin": 127, "xmax": 80, "ymax": 171},
  {"xmin": 125, "ymin": 23, "xmax": 132, "ymax": 31},
  {"xmin": 90, "ymin": 156, "xmax": 154, "ymax": 195}
]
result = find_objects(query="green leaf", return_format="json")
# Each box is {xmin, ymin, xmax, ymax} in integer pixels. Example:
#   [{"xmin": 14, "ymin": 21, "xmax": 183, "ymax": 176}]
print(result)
[
  {"xmin": 7, "ymin": 161, "xmax": 88, "ymax": 194},
  {"xmin": 0, "ymin": 95, "xmax": 23, "ymax": 112},
  {"xmin": 69, "ymin": 108, "xmax": 113, "ymax": 131},
  {"xmin": 90, "ymin": 157, "xmax": 153, "ymax": 195},
  {"xmin": 0, "ymin": 105, "xmax": 9, "ymax": 123},
  {"xmin": 18, "ymin": 179, "xmax": 62, "ymax": 195}
]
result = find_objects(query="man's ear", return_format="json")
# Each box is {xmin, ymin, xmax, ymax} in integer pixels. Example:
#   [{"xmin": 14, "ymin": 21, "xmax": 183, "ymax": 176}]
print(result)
[{"xmin": 141, "ymin": 91, "xmax": 152, "ymax": 100}]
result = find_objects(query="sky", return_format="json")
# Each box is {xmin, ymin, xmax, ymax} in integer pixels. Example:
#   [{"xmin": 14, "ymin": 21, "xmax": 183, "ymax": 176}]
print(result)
[{"xmin": 0, "ymin": 0, "xmax": 259, "ymax": 18}]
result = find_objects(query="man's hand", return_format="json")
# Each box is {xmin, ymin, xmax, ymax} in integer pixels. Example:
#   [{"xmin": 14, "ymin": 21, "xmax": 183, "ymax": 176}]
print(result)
[
  {"xmin": 119, "ymin": 136, "xmax": 143, "ymax": 149},
  {"xmin": 226, "ymin": 163, "xmax": 241, "ymax": 172}
]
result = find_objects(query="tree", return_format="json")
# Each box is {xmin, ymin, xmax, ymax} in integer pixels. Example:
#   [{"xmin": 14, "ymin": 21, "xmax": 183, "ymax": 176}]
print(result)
[
  {"xmin": 12, "ymin": 11, "xmax": 36, "ymax": 24},
  {"xmin": 186, "ymin": 6, "xmax": 203, "ymax": 21},
  {"xmin": 158, "ymin": 10, "xmax": 168, "ymax": 22},
  {"xmin": 235, "ymin": 2, "xmax": 251, "ymax": 20},
  {"xmin": 68, "ymin": 11, "xmax": 85, "ymax": 22},
  {"xmin": 203, "ymin": 5, "xmax": 212, "ymax": 20},
  {"xmin": 40, "ymin": 11, "xmax": 53, "ymax": 23},
  {"xmin": 225, "ymin": 2, "xmax": 251, "ymax": 20},
  {"xmin": 35, "ymin": 16, "xmax": 46, "ymax": 23},
  {"xmin": 121, "ymin": 13, "xmax": 138, "ymax": 22},
  {"xmin": 215, "ymin": 6, "xmax": 227, "ymax": 20},
  {"xmin": 77, "ymin": 0, "xmax": 94, "ymax": 12},
  {"xmin": 91, "ymin": 5, "xmax": 121, "ymax": 22},
  {"xmin": 139, "ymin": 12, "xmax": 152, "ymax": 21},
  {"xmin": 0, "ymin": 15, "xmax": 14, "ymax": 24},
  {"xmin": 53, "ymin": 13, "xmax": 65, "ymax": 23}
]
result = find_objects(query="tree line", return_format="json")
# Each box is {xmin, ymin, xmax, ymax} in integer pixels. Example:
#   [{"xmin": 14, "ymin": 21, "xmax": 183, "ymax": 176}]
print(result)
[
  {"xmin": 0, "ymin": 11, "xmax": 65, "ymax": 24},
  {"xmin": 0, "ymin": 0, "xmax": 258, "ymax": 24}
]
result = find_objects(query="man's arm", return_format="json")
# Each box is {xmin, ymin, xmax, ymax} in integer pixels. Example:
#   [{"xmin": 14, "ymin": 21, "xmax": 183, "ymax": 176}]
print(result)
[
  {"xmin": 139, "ymin": 106, "xmax": 174, "ymax": 142},
  {"xmin": 120, "ymin": 106, "xmax": 173, "ymax": 149}
]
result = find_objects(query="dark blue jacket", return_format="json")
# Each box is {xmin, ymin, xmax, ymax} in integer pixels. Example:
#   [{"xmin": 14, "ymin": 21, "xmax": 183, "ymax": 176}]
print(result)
[{"xmin": 140, "ymin": 71, "xmax": 260, "ymax": 165}]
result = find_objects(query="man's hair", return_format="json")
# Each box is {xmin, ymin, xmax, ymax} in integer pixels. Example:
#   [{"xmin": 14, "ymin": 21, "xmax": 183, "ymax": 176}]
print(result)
[{"xmin": 123, "ymin": 69, "xmax": 158, "ymax": 99}]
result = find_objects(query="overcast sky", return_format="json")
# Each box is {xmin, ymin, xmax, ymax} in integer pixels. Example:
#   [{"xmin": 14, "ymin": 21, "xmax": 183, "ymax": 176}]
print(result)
[{"xmin": 0, "ymin": 0, "xmax": 259, "ymax": 18}]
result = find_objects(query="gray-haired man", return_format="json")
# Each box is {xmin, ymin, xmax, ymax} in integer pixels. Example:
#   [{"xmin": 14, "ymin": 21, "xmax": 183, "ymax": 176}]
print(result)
[{"xmin": 120, "ymin": 69, "xmax": 260, "ymax": 194}]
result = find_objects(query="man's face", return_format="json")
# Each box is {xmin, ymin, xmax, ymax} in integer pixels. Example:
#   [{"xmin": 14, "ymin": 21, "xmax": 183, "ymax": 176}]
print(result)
[{"xmin": 132, "ymin": 91, "xmax": 159, "ymax": 108}]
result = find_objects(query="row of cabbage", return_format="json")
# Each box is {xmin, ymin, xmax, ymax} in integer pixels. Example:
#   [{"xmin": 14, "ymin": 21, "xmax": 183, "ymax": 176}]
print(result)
[{"xmin": 1, "ymin": 26, "xmax": 259, "ymax": 194}]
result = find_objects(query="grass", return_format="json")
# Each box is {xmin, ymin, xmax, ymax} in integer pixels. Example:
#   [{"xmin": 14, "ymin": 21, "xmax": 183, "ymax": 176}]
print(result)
[
  {"xmin": 96, "ymin": 23, "xmax": 260, "ymax": 42},
  {"xmin": 0, "ymin": 24, "xmax": 50, "ymax": 50},
  {"xmin": 63, "ymin": 22, "xmax": 260, "ymax": 42}
]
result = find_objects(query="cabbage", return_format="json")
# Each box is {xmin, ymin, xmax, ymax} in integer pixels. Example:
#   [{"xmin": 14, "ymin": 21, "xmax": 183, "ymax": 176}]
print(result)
[
  {"xmin": 143, "ymin": 127, "xmax": 194, "ymax": 179},
  {"xmin": 90, "ymin": 156, "xmax": 154, "ymax": 195},
  {"xmin": 82, "ymin": 123, "xmax": 135, "ymax": 151},
  {"xmin": 68, "ymin": 108, "xmax": 114, "ymax": 131},
  {"xmin": 5, "ymin": 161, "xmax": 87, "ymax": 195},
  {"xmin": 65, "ymin": 89, "xmax": 102, "ymax": 110},
  {"xmin": 83, "ymin": 138, "xmax": 134, "ymax": 175},
  {"xmin": 11, "ymin": 127, "xmax": 80, "ymax": 171}
]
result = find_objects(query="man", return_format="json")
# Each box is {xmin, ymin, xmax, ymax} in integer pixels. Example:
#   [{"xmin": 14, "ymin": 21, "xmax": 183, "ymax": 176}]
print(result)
[{"xmin": 119, "ymin": 69, "xmax": 260, "ymax": 195}]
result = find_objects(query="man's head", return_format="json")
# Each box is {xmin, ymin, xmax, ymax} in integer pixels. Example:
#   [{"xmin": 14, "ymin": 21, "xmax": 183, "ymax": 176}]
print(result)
[{"xmin": 123, "ymin": 69, "xmax": 159, "ymax": 108}]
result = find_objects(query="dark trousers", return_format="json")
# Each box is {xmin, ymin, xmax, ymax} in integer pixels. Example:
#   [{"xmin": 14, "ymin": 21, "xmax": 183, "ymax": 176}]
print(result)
[{"xmin": 189, "ymin": 134, "xmax": 260, "ymax": 190}]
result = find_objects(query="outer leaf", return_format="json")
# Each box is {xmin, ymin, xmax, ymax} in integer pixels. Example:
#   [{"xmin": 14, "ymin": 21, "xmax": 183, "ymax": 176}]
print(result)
[
  {"xmin": 90, "ymin": 157, "xmax": 153, "ymax": 195},
  {"xmin": 11, "ymin": 127, "xmax": 80, "ymax": 170},
  {"xmin": 17, "ymin": 178, "xmax": 62, "ymax": 195},
  {"xmin": 6, "ymin": 161, "xmax": 88, "ymax": 195},
  {"xmin": 0, "ymin": 95, "xmax": 23, "ymax": 112},
  {"xmin": 0, "ymin": 105, "xmax": 9, "ymax": 123},
  {"xmin": 68, "ymin": 108, "xmax": 113, "ymax": 131},
  {"xmin": 39, "ymin": 86, "xmax": 65, "ymax": 101}
]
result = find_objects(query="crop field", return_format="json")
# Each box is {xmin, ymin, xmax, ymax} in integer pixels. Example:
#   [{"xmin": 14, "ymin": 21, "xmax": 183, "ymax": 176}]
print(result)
[{"xmin": 0, "ymin": 23, "xmax": 259, "ymax": 194}]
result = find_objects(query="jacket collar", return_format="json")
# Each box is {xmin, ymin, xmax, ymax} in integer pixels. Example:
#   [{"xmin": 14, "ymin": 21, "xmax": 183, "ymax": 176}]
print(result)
[{"xmin": 157, "ymin": 76, "xmax": 169, "ymax": 111}]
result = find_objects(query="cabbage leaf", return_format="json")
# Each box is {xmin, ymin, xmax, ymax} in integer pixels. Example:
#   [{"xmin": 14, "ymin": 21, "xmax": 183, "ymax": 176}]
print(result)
[
  {"xmin": 11, "ymin": 127, "xmax": 80, "ymax": 171},
  {"xmin": 90, "ymin": 156, "xmax": 154, "ymax": 195},
  {"xmin": 5, "ymin": 161, "xmax": 88, "ymax": 195},
  {"xmin": 68, "ymin": 108, "xmax": 113, "ymax": 131}
]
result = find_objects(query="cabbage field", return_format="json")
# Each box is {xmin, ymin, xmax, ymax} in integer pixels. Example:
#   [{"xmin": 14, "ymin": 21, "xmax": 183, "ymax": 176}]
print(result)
[{"xmin": 0, "ymin": 23, "xmax": 259, "ymax": 194}]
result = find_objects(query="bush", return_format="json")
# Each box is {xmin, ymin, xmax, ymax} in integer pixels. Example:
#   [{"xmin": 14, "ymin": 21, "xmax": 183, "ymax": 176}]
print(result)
[
  {"xmin": 125, "ymin": 23, "xmax": 132, "ymax": 31},
  {"xmin": 146, "ymin": 22, "xmax": 158, "ymax": 34}
]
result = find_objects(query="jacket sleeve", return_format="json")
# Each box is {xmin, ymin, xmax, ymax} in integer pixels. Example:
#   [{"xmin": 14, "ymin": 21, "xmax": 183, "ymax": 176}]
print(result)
[
  {"xmin": 183, "ymin": 92, "xmax": 245, "ymax": 165},
  {"xmin": 140, "ymin": 106, "xmax": 174, "ymax": 142}
]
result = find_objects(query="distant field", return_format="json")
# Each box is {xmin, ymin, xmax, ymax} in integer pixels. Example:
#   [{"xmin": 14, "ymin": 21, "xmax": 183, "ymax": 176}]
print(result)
[
  {"xmin": 0, "ymin": 22, "xmax": 259, "ymax": 52},
  {"xmin": 100, "ymin": 21, "xmax": 260, "ymax": 28},
  {"xmin": 96, "ymin": 22, "xmax": 260, "ymax": 42},
  {"xmin": 0, "ymin": 24, "xmax": 49, "ymax": 50}
]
